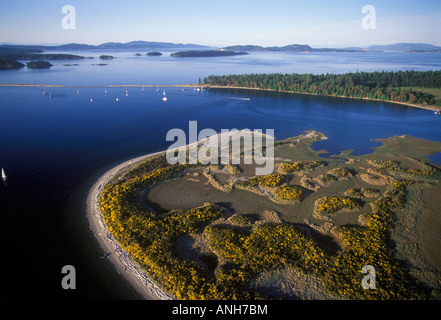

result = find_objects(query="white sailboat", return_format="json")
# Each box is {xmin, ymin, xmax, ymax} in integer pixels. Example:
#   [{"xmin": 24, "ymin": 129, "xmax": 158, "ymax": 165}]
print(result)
[
  {"xmin": 1, "ymin": 168, "xmax": 6, "ymax": 182},
  {"xmin": 162, "ymin": 90, "xmax": 167, "ymax": 101}
]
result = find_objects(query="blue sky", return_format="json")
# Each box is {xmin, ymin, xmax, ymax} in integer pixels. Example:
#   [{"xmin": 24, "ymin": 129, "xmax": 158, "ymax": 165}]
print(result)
[{"xmin": 1, "ymin": 0, "xmax": 440, "ymax": 47}]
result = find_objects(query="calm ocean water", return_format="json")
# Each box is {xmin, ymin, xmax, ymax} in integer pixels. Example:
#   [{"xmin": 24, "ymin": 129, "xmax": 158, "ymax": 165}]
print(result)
[{"xmin": 0, "ymin": 50, "xmax": 440, "ymax": 299}]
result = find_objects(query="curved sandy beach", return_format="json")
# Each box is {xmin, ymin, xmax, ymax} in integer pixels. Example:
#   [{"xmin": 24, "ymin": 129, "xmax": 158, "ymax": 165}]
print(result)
[
  {"xmin": 86, "ymin": 150, "xmax": 173, "ymax": 300},
  {"xmin": 86, "ymin": 130, "xmax": 274, "ymax": 299}
]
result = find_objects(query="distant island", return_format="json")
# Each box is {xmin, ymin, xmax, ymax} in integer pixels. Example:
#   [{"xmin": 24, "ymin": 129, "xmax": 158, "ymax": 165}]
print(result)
[
  {"xmin": 369, "ymin": 43, "xmax": 441, "ymax": 52},
  {"xmin": 0, "ymin": 59, "xmax": 25, "ymax": 70},
  {"xmin": 26, "ymin": 60, "xmax": 53, "ymax": 69},
  {"xmin": 171, "ymin": 50, "xmax": 248, "ymax": 57},
  {"xmin": 0, "ymin": 40, "xmax": 209, "ymax": 53},
  {"xmin": 146, "ymin": 52, "xmax": 162, "ymax": 56},
  {"xmin": 408, "ymin": 50, "xmax": 441, "ymax": 54},
  {"xmin": 221, "ymin": 44, "xmax": 371, "ymax": 53},
  {"xmin": 222, "ymin": 42, "xmax": 441, "ymax": 53},
  {"xmin": 0, "ymin": 53, "xmax": 84, "ymax": 60},
  {"xmin": 99, "ymin": 55, "xmax": 114, "ymax": 60}
]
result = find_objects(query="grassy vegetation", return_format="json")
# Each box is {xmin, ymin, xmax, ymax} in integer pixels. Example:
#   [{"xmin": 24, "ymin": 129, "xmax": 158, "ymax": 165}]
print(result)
[
  {"xmin": 398, "ymin": 87, "xmax": 441, "ymax": 100},
  {"xmin": 99, "ymin": 132, "xmax": 441, "ymax": 300}
]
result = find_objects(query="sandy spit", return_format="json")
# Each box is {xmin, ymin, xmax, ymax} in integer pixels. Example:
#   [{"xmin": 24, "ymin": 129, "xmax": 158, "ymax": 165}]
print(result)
[
  {"xmin": 85, "ymin": 130, "xmax": 275, "ymax": 299},
  {"xmin": 86, "ymin": 150, "xmax": 173, "ymax": 300}
]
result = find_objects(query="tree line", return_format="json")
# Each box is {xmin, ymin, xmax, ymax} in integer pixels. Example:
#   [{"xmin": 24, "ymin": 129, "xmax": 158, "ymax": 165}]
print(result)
[{"xmin": 203, "ymin": 70, "xmax": 441, "ymax": 107}]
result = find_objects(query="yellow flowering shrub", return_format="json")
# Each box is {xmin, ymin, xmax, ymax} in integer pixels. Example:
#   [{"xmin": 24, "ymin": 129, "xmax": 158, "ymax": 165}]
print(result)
[
  {"xmin": 280, "ymin": 161, "xmax": 326, "ymax": 173},
  {"xmin": 324, "ymin": 179, "xmax": 425, "ymax": 299},
  {"xmin": 372, "ymin": 159, "xmax": 439, "ymax": 177},
  {"xmin": 207, "ymin": 223, "xmax": 329, "ymax": 274},
  {"xmin": 100, "ymin": 160, "xmax": 258, "ymax": 300},
  {"xmin": 276, "ymin": 185, "xmax": 306, "ymax": 201},
  {"xmin": 315, "ymin": 196, "xmax": 360, "ymax": 216},
  {"xmin": 237, "ymin": 174, "xmax": 285, "ymax": 187},
  {"xmin": 345, "ymin": 188, "xmax": 363, "ymax": 198},
  {"xmin": 100, "ymin": 151, "xmax": 428, "ymax": 300}
]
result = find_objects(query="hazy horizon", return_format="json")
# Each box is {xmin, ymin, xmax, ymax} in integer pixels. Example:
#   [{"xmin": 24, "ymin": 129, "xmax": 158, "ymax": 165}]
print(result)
[
  {"xmin": 1, "ymin": 0, "xmax": 441, "ymax": 48},
  {"xmin": 2, "ymin": 39, "xmax": 441, "ymax": 50}
]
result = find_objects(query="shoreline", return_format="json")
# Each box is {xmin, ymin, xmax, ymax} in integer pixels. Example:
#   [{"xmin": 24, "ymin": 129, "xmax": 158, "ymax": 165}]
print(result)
[
  {"xmin": 86, "ymin": 131, "xmax": 274, "ymax": 300},
  {"xmin": 0, "ymin": 83, "xmax": 201, "ymax": 88},
  {"xmin": 86, "ymin": 150, "xmax": 173, "ymax": 300},
  {"xmin": 1, "ymin": 82, "xmax": 439, "ymax": 112},
  {"xmin": 207, "ymin": 85, "xmax": 441, "ymax": 112}
]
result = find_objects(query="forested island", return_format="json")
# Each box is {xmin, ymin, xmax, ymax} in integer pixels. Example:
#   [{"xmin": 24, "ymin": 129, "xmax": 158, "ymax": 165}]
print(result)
[
  {"xmin": 171, "ymin": 50, "xmax": 248, "ymax": 57},
  {"xmin": 0, "ymin": 53, "xmax": 84, "ymax": 60},
  {"xmin": 99, "ymin": 55, "xmax": 114, "ymax": 60},
  {"xmin": 147, "ymin": 51, "xmax": 162, "ymax": 56},
  {"xmin": 204, "ymin": 71, "xmax": 441, "ymax": 108},
  {"xmin": 26, "ymin": 61, "xmax": 53, "ymax": 69},
  {"xmin": 0, "ymin": 59, "xmax": 25, "ymax": 70}
]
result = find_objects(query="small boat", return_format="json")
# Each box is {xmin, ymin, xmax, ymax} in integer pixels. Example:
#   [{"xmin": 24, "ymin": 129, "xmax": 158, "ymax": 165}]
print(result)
[
  {"xmin": 162, "ymin": 89, "xmax": 167, "ymax": 101},
  {"xmin": 1, "ymin": 168, "xmax": 6, "ymax": 182},
  {"xmin": 115, "ymin": 98, "xmax": 119, "ymax": 102},
  {"xmin": 76, "ymin": 88, "xmax": 80, "ymax": 94},
  {"xmin": 435, "ymin": 111, "xmax": 440, "ymax": 115},
  {"xmin": 90, "ymin": 98, "xmax": 93, "ymax": 102},
  {"xmin": 125, "ymin": 90, "xmax": 129, "ymax": 96},
  {"xmin": 141, "ymin": 86, "xmax": 144, "ymax": 93}
]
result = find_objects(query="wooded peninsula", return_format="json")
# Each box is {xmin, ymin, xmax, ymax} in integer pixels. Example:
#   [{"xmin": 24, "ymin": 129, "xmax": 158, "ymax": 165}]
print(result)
[{"xmin": 203, "ymin": 71, "xmax": 441, "ymax": 109}]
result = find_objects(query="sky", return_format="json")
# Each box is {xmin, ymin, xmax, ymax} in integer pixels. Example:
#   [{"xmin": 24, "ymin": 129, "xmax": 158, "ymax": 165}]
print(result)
[{"xmin": 1, "ymin": 0, "xmax": 441, "ymax": 48}]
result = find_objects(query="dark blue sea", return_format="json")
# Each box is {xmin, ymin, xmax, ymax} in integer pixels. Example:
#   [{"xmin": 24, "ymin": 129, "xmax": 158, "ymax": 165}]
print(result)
[{"xmin": 0, "ymin": 49, "xmax": 440, "ymax": 299}]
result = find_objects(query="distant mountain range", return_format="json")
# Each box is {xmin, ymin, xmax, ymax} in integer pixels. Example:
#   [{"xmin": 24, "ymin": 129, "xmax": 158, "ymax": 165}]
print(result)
[
  {"xmin": 220, "ymin": 44, "xmax": 370, "ymax": 53},
  {"xmin": 1, "ymin": 41, "xmax": 440, "ymax": 55},
  {"xmin": 0, "ymin": 41, "xmax": 209, "ymax": 54},
  {"xmin": 368, "ymin": 43, "xmax": 441, "ymax": 51},
  {"xmin": 221, "ymin": 43, "xmax": 441, "ymax": 53}
]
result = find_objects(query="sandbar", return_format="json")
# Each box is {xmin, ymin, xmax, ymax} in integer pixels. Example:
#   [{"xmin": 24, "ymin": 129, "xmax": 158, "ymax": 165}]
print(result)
[{"xmin": 86, "ymin": 150, "xmax": 173, "ymax": 300}]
